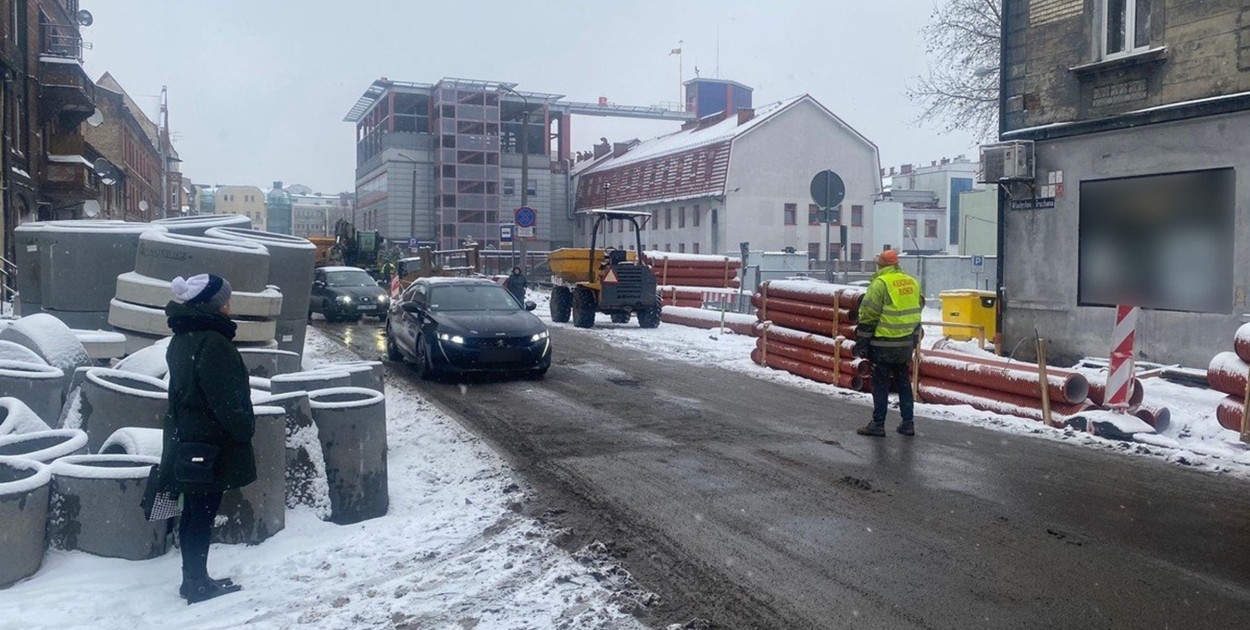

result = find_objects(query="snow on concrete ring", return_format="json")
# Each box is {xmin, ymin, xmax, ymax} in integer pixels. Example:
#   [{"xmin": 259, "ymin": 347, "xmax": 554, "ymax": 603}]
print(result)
[
  {"xmin": 0, "ymin": 456, "xmax": 52, "ymax": 588},
  {"xmin": 0, "ymin": 313, "xmax": 91, "ymax": 374},
  {"xmin": 0, "ymin": 397, "xmax": 53, "ymax": 435},
  {"xmin": 0, "ymin": 360, "xmax": 66, "ymax": 426},
  {"xmin": 269, "ymin": 369, "xmax": 354, "ymax": 396},
  {"xmin": 253, "ymin": 391, "xmax": 331, "ymax": 517},
  {"xmin": 75, "ymin": 368, "xmax": 169, "ymax": 453},
  {"xmin": 134, "ymin": 230, "xmax": 271, "ymax": 293},
  {"xmin": 108, "ymin": 299, "xmax": 277, "ymax": 343},
  {"xmin": 72, "ymin": 329, "xmax": 128, "ymax": 362},
  {"xmin": 0, "ymin": 429, "xmax": 89, "ymax": 464},
  {"xmin": 38, "ymin": 223, "xmax": 161, "ymax": 312},
  {"xmin": 111, "ymin": 338, "xmax": 172, "ymax": 379},
  {"xmin": 114, "ymin": 271, "xmax": 284, "ymax": 318},
  {"xmin": 0, "ymin": 340, "xmax": 49, "ymax": 366},
  {"xmin": 214, "ymin": 405, "xmax": 286, "ymax": 545},
  {"xmin": 316, "ymin": 361, "xmax": 385, "ymax": 394},
  {"xmin": 152, "ymin": 213, "xmax": 251, "ymax": 235},
  {"xmin": 238, "ymin": 347, "xmax": 303, "ymax": 379},
  {"xmin": 307, "ymin": 386, "xmax": 388, "ymax": 524},
  {"xmin": 98, "ymin": 427, "xmax": 164, "ymax": 458},
  {"xmin": 48, "ymin": 454, "xmax": 169, "ymax": 560}
]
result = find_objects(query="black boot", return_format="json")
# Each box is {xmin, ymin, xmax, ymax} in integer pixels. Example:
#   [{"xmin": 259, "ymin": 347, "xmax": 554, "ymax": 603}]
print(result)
[
  {"xmin": 857, "ymin": 423, "xmax": 886, "ymax": 437},
  {"xmin": 897, "ymin": 422, "xmax": 915, "ymax": 436},
  {"xmin": 181, "ymin": 578, "xmax": 243, "ymax": 604}
]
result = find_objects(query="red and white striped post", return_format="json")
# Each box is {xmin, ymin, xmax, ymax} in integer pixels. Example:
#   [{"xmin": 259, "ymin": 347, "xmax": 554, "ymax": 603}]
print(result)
[{"xmin": 1105, "ymin": 305, "xmax": 1140, "ymax": 415}]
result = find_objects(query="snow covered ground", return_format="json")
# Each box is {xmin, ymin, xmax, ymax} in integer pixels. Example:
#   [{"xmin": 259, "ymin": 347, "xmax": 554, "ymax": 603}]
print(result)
[
  {"xmin": 531, "ymin": 289, "xmax": 1250, "ymax": 479},
  {"xmin": 0, "ymin": 328, "xmax": 650, "ymax": 630}
]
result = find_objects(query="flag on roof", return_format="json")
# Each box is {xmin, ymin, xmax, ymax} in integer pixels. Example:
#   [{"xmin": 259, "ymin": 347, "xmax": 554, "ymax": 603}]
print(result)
[{"xmin": 669, "ymin": 48, "xmax": 682, "ymax": 55}]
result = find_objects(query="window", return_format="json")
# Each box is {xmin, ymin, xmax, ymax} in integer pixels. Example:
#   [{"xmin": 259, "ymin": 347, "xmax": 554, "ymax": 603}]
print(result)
[
  {"xmin": 904, "ymin": 219, "xmax": 918, "ymax": 237},
  {"xmin": 1103, "ymin": 0, "xmax": 1151, "ymax": 58},
  {"xmin": 692, "ymin": 243, "xmax": 700, "ymax": 254},
  {"xmin": 665, "ymin": 244, "xmax": 671, "ymax": 252},
  {"xmin": 808, "ymin": 204, "xmax": 821, "ymax": 226},
  {"xmin": 679, "ymin": 243, "xmax": 686, "ymax": 253},
  {"xmin": 807, "ymin": 242, "xmax": 821, "ymax": 261},
  {"xmin": 502, "ymin": 178, "xmax": 515, "ymax": 195},
  {"xmin": 850, "ymin": 243, "xmax": 863, "ymax": 261},
  {"xmin": 693, "ymin": 204, "xmax": 700, "ymax": 227},
  {"xmin": 665, "ymin": 207, "xmax": 672, "ymax": 229},
  {"xmin": 526, "ymin": 180, "xmax": 537, "ymax": 196},
  {"xmin": 679, "ymin": 206, "xmax": 686, "ymax": 228},
  {"xmin": 828, "ymin": 242, "xmax": 841, "ymax": 261},
  {"xmin": 925, "ymin": 219, "xmax": 938, "ymax": 238},
  {"xmin": 783, "ymin": 203, "xmax": 797, "ymax": 226},
  {"xmin": 851, "ymin": 205, "xmax": 863, "ymax": 227}
]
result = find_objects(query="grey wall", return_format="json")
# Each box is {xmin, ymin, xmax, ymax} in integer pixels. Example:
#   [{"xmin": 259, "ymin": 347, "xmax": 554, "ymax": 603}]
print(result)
[
  {"xmin": 1002, "ymin": 110, "xmax": 1250, "ymax": 367},
  {"xmin": 898, "ymin": 256, "xmax": 998, "ymax": 298}
]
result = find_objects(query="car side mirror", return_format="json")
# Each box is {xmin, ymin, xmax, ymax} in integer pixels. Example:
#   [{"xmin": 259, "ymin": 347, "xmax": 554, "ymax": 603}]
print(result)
[
  {"xmin": 313, "ymin": 280, "xmax": 325, "ymax": 289},
  {"xmin": 400, "ymin": 302, "xmax": 422, "ymax": 314},
  {"xmin": 524, "ymin": 301, "xmax": 537, "ymax": 311}
]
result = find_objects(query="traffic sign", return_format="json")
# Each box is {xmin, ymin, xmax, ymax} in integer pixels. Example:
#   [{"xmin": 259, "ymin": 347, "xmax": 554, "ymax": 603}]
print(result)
[
  {"xmin": 514, "ymin": 206, "xmax": 536, "ymax": 228},
  {"xmin": 972, "ymin": 255, "xmax": 985, "ymax": 269},
  {"xmin": 407, "ymin": 237, "xmax": 419, "ymax": 249},
  {"xmin": 517, "ymin": 226, "xmax": 535, "ymax": 239},
  {"xmin": 809, "ymin": 170, "xmax": 846, "ymax": 212},
  {"xmin": 603, "ymin": 268, "xmax": 619, "ymax": 285},
  {"xmin": 500, "ymin": 224, "xmax": 514, "ymax": 243}
]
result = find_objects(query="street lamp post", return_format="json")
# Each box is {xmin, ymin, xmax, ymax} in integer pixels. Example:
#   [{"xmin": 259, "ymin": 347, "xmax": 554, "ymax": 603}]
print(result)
[
  {"xmin": 501, "ymin": 85, "xmax": 531, "ymax": 272},
  {"xmin": 394, "ymin": 151, "xmax": 420, "ymax": 250}
]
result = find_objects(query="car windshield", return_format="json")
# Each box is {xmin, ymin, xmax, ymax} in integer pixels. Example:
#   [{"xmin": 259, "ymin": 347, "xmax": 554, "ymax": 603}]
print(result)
[
  {"xmin": 428, "ymin": 285, "xmax": 519, "ymax": 311},
  {"xmin": 325, "ymin": 270, "xmax": 376, "ymax": 287}
]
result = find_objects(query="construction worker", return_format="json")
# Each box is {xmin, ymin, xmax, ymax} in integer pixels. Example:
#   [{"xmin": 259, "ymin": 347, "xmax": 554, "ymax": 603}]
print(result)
[{"xmin": 854, "ymin": 250, "xmax": 923, "ymax": 437}]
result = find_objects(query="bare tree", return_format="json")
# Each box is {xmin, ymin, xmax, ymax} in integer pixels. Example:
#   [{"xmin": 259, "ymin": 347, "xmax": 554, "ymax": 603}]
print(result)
[{"xmin": 907, "ymin": 0, "xmax": 1001, "ymax": 142}]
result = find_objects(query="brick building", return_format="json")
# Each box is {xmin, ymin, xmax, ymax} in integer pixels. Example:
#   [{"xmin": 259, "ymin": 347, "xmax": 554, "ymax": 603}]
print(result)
[
  {"xmin": 997, "ymin": 0, "xmax": 1250, "ymax": 366},
  {"xmin": 83, "ymin": 72, "xmax": 165, "ymax": 221}
]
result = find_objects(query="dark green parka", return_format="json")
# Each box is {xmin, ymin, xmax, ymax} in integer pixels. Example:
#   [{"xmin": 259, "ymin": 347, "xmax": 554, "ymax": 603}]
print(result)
[{"xmin": 158, "ymin": 301, "xmax": 257, "ymax": 494}]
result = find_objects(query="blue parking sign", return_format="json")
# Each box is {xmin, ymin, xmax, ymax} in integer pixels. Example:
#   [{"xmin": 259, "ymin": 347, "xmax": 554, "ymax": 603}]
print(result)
[{"xmin": 972, "ymin": 255, "xmax": 985, "ymax": 269}]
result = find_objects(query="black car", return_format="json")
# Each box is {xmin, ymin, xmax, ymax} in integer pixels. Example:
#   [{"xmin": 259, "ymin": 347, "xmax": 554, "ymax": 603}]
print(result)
[
  {"xmin": 386, "ymin": 277, "xmax": 551, "ymax": 379},
  {"xmin": 309, "ymin": 266, "xmax": 391, "ymax": 322}
]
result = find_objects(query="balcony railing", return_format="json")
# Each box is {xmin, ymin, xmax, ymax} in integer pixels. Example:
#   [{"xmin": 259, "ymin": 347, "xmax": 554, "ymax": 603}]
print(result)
[{"xmin": 40, "ymin": 23, "xmax": 83, "ymax": 61}]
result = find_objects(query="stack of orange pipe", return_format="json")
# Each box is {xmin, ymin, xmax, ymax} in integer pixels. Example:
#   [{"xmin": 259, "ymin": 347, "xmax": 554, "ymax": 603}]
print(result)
[
  {"xmin": 750, "ymin": 280, "xmax": 872, "ymax": 392},
  {"xmin": 644, "ymin": 252, "xmax": 743, "ymax": 289},
  {"xmin": 1208, "ymin": 350, "xmax": 1250, "ymax": 432}
]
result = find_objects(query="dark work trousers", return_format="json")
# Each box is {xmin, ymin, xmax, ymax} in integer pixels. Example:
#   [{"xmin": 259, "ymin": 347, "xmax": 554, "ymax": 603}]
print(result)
[
  {"xmin": 870, "ymin": 361, "xmax": 915, "ymax": 427},
  {"xmin": 179, "ymin": 491, "xmax": 224, "ymax": 581}
]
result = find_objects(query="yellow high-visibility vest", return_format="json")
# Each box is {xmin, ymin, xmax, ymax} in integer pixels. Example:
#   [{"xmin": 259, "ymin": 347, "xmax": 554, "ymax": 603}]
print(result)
[{"xmin": 874, "ymin": 269, "xmax": 922, "ymax": 339}]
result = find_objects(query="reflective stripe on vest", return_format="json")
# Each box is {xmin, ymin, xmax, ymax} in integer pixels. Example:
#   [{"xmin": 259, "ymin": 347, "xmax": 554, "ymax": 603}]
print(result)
[{"xmin": 875, "ymin": 270, "xmax": 922, "ymax": 339}]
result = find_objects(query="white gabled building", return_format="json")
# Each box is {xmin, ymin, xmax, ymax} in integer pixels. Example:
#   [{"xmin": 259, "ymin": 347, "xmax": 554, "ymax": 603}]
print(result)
[{"xmin": 572, "ymin": 92, "xmax": 883, "ymax": 264}]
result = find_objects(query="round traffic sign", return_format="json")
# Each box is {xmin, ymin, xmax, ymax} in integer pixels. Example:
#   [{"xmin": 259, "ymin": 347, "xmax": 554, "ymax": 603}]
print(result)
[
  {"xmin": 514, "ymin": 206, "xmax": 536, "ymax": 228},
  {"xmin": 809, "ymin": 170, "xmax": 846, "ymax": 210}
]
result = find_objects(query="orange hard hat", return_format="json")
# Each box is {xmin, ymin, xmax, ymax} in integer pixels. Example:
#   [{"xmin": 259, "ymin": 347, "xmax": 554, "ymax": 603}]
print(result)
[{"xmin": 876, "ymin": 249, "xmax": 900, "ymax": 266}]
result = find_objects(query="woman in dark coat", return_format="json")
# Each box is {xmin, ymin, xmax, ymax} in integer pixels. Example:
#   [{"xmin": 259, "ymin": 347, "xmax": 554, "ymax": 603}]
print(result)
[
  {"xmin": 504, "ymin": 266, "xmax": 527, "ymax": 305},
  {"xmin": 159, "ymin": 273, "xmax": 256, "ymax": 604}
]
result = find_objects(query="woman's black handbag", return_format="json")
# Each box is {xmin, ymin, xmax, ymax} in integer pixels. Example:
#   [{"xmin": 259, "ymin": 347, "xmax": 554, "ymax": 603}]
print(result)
[{"xmin": 173, "ymin": 441, "xmax": 220, "ymax": 485}]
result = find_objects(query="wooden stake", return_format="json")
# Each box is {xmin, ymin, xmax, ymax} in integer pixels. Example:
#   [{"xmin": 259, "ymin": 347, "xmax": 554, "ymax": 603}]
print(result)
[
  {"xmin": 833, "ymin": 290, "xmax": 843, "ymax": 338},
  {"xmin": 761, "ymin": 322, "xmax": 771, "ymax": 365},
  {"xmin": 911, "ymin": 328, "xmax": 923, "ymax": 401},
  {"xmin": 761, "ymin": 283, "xmax": 769, "ymax": 320},
  {"xmin": 663, "ymin": 258, "xmax": 669, "ymax": 285},
  {"xmin": 1241, "ymin": 366, "xmax": 1250, "ymax": 444},
  {"xmin": 1037, "ymin": 338, "xmax": 1055, "ymax": 428},
  {"xmin": 834, "ymin": 334, "xmax": 844, "ymax": 388}
]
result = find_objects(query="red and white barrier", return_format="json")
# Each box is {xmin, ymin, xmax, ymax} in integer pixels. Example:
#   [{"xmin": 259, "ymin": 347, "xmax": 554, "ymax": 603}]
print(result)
[{"xmin": 1106, "ymin": 305, "xmax": 1139, "ymax": 409}]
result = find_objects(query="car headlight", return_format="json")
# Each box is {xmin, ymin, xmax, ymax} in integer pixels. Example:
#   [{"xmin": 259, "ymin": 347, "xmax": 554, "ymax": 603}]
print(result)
[
  {"xmin": 438, "ymin": 333, "xmax": 465, "ymax": 345},
  {"xmin": 377, "ymin": 295, "xmax": 390, "ymax": 303},
  {"xmin": 336, "ymin": 295, "xmax": 353, "ymax": 304},
  {"xmin": 530, "ymin": 330, "xmax": 550, "ymax": 343}
]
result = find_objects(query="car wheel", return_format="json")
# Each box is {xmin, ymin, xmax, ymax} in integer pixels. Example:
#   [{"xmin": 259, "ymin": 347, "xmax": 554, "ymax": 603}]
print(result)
[
  {"xmin": 414, "ymin": 335, "xmax": 441, "ymax": 381},
  {"xmin": 385, "ymin": 326, "xmax": 403, "ymax": 361},
  {"xmin": 572, "ymin": 287, "xmax": 596, "ymax": 329},
  {"xmin": 550, "ymin": 287, "xmax": 573, "ymax": 323},
  {"xmin": 610, "ymin": 312, "xmax": 630, "ymax": 324},
  {"xmin": 638, "ymin": 306, "xmax": 662, "ymax": 329}
]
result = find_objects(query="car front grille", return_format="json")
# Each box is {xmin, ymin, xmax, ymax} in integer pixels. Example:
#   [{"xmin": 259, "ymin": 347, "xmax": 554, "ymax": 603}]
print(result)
[{"xmin": 463, "ymin": 336, "xmax": 531, "ymax": 349}]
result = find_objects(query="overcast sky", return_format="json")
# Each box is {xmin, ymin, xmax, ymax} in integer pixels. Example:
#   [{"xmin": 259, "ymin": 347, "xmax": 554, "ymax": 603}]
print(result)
[{"xmin": 81, "ymin": 0, "xmax": 978, "ymax": 194}]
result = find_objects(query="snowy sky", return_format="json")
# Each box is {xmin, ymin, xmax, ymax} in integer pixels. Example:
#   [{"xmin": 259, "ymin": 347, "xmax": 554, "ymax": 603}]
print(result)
[{"xmin": 80, "ymin": 0, "xmax": 979, "ymax": 194}]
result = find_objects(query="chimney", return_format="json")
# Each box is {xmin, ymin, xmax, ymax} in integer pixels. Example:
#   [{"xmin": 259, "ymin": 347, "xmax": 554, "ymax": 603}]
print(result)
[
  {"xmin": 613, "ymin": 142, "xmax": 631, "ymax": 158},
  {"xmin": 737, "ymin": 107, "xmax": 755, "ymax": 125},
  {"xmin": 940, "ymin": 157, "xmax": 950, "ymax": 165},
  {"xmin": 901, "ymin": 164, "xmax": 913, "ymax": 174},
  {"xmin": 593, "ymin": 139, "xmax": 611, "ymax": 160},
  {"xmin": 889, "ymin": 166, "xmax": 896, "ymax": 176},
  {"xmin": 931, "ymin": 160, "xmax": 937, "ymax": 167}
]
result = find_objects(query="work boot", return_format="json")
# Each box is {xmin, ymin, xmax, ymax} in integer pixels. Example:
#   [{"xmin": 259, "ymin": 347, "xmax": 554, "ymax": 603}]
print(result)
[
  {"xmin": 181, "ymin": 578, "xmax": 243, "ymax": 604},
  {"xmin": 897, "ymin": 423, "xmax": 915, "ymax": 436},
  {"xmin": 856, "ymin": 423, "xmax": 886, "ymax": 437}
]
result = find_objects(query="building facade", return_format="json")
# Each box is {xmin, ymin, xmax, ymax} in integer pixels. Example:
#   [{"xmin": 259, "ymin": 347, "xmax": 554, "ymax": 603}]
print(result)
[
  {"xmin": 999, "ymin": 0, "xmax": 1250, "ymax": 366},
  {"xmin": 885, "ymin": 157, "xmax": 982, "ymax": 254},
  {"xmin": 83, "ymin": 73, "xmax": 164, "ymax": 221},
  {"xmin": 576, "ymin": 93, "xmax": 882, "ymax": 261},
  {"xmin": 214, "ymin": 185, "xmax": 266, "ymax": 231}
]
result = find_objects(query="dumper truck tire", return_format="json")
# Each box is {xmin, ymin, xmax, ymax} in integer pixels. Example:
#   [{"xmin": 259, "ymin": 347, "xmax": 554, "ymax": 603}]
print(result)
[
  {"xmin": 572, "ymin": 287, "xmax": 596, "ymax": 329},
  {"xmin": 550, "ymin": 287, "xmax": 572, "ymax": 323},
  {"xmin": 638, "ymin": 306, "xmax": 662, "ymax": 329}
]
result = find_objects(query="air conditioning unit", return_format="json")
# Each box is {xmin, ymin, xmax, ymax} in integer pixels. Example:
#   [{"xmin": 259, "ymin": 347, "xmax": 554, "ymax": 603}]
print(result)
[{"xmin": 979, "ymin": 141, "xmax": 1035, "ymax": 183}]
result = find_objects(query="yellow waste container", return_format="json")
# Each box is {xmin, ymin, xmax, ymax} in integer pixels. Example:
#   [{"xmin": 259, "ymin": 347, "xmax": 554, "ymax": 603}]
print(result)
[{"xmin": 939, "ymin": 290, "xmax": 998, "ymax": 342}]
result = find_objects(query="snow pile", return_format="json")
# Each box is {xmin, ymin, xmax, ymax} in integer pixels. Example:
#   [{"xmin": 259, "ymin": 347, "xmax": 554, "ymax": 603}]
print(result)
[
  {"xmin": 0, "ymin": 397, "xmax": 53, "ymax": 435},
  {"xmin": 0, "ymin": 313, "xmax": 90, "ymax": 374},
  {"xmin": 0, "ymin": 327, "xmax": 649, "ymax": 629}
]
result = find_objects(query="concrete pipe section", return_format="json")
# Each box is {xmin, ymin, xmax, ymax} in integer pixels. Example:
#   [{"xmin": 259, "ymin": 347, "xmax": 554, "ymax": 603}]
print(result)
[
  {"xmin": 0, "ymin": 397, "xmax": 53, "ymax": 435},
  {"xmin": 38, "ymin": 222, "xmax": 158, "ymax": 313},
  {"xmin": 48, "ymin": 454, "xmax": 169, "ymax": 560},
  {"xmin": 13, "ymin": 222, "xmax": 48, "ymax": 314},
  {"xmin": 112, "ymin": 338, "xmax": 172, "ymax": 379},
  {"xmin": 0, "ymin": 340, "xmax": 49, "ymax": 366},
  {"xmin": 73, "ymin": 330, "xmax": 128, "ymax": 363},
  {"xmin": 113, "ymin": 272, "xmax": 284, "ymax": 319},
  {"xmin": 319, "ymin": 361, "xmax": 385, "ymax": 394},
  {"xmin": 254, "ymin": 391, "xmax": 330, "ymax": 515},
  {"xmin": 0, "ymin": 456, "xmax": 52, "ymax": 588},
  {"xmin": 0, "ymin": 361, "xmax": 66, "ymax": 426},
  {"xmin": 108, "ymin": 299, "xmax": 277, "ymax": 344},
  {"xmin": 153, "ymin": 213, "xmax": 251, "ymax": 236},
  {"xmin": 269, "ymin": 370, "xmax": 353, "ymax": 397},
  {"xmin": 237, "ymin": 348, "xmax": 301, "ymax": 379},
  {"xmin": 214, "ymin": 405, "xmax": 286, "ymax": 544},
  {"xmin": 134, "ymin": 230, "xmax": 271, "ymax": 293},
  {"xmin": 203, "ymin": 227, "xmax": 316, "ymax": 322},
  {"xmin": 0, "ymin": 429, "xmax": 89, "ymax": 464},
  {"xmin": 33, "ymin": 309, "xmax": 112, "ymax": 332},
  {"xmin": 0, "ymin": 313, "xmax": 91, "ymax": 399},
  {"xmin": 68, "ymin": 368, "xmax": 169, "ymax": 453},
  {"xmin": 273, "ymin": 318, "xmax": 309, "ymax": 356},
  {"xmin": 98, "ymin": 427, "xmax": 164, "ymax": 457},
  {"xmin": 307, "ymin": 387, "xmax": 389, "ymax": 524}
]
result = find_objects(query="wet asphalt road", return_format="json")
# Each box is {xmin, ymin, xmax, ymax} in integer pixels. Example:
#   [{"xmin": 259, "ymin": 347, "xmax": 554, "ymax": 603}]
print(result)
[{"xmin": 316, "ymin": 318, "xmax": 1250, "ymax": 630}]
